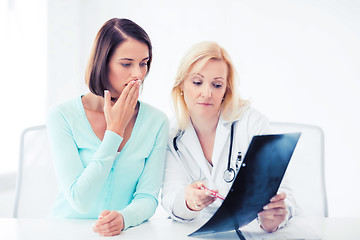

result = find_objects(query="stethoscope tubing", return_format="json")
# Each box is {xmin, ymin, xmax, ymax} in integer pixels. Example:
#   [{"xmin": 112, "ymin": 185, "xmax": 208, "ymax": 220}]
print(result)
[{"xmin": 173, "ymin": 122, "xmax": 237, "ymax": 183}]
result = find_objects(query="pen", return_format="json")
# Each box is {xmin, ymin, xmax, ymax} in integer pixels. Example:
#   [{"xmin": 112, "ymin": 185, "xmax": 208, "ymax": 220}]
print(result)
[{"xmin": 201, "ymin": 186, "xmax": 225, "ymax": 200}]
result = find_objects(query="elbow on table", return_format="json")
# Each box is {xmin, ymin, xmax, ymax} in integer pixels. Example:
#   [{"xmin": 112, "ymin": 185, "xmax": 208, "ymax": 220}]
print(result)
[
  {"xmin": 67, "ymin": 198, "xmax": 93, "ymax": 214},
  {"xmin": 137, "ymin": 194, "xmax": 159, "ymax": 218},
  {"xmin": 65, "ymin": 191, "xmax": 94, "ymax": 214},
  {"xmin": 71, "ymin": 202, "xmax": 92, "ymax": 214},
  {"xmin": 142, "ymin": 195, "xmax": 158, "ymax": 217}
]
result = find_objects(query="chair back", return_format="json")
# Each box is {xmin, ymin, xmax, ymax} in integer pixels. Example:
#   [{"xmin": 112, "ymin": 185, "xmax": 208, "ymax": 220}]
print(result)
[
  {"xmin": 270, "ymin": 122, "xmax": 328, "ymax": 217},
  {"xmin": 13, "ymin": 125, "xmax": 58, "ymax": 218}
]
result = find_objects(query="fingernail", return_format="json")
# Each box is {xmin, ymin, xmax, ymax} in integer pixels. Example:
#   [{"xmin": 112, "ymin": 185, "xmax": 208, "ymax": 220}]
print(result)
[
  {"xmin": 205, "ymin": 191, "xmax": 212, "ymax": 196},
  {"xmin": 98, "ymin": 215, "xmax": 103, "ymax": 219},
  {"xmin": 263, "ymin": 205, "xmax": 268, "ymax": 210}
]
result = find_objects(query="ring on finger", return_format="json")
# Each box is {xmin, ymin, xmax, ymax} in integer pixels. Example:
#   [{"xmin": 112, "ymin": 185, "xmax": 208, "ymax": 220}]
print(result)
[{"xmin": 194, "ymin": 201, "xmax": 200, "ymax": 210}]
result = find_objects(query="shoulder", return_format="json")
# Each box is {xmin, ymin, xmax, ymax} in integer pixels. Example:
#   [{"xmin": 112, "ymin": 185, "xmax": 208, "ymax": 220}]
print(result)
[
  {"xmin": 47, "ymin": 96, "xmax": 82, "ymax": 126},
  {"xmin": 235, "ymin": 107, "xmax": 268, "ymax": 123},
  {"xmin": 233, "ymin": 107, "xmax": 270, "ymax": 136},
  {"xmin": 138, "ymin": 101, "xmax": 169, "ymax": 132},
  {"xmin": 48, "ymin": 97, "xmax": 81, "ymax": 115},
  {"xmin": 168, "ymin": 117, "xmax": 180, "ymax": 139},
  {"xmin": 139, "ymin": 101, "xmax": 167, "ymax": 120}
]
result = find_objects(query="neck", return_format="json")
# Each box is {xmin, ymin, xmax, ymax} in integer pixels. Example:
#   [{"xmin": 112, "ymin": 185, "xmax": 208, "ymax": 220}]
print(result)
[
  {"xmin": 190, "ymin": 113, "xmax": 219, "ymax": 138},
  {"xmin": 82, "ymin": 92, "xmax": 105, "ymax": 112}
]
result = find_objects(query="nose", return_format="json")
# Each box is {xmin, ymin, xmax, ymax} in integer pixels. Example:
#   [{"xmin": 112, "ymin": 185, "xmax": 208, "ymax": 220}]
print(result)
[
  {"xmin": 132, "ymin": 66, "xmax": 143, "ymax": 80},
  {"xmin": 201, "ymin": 85, "xmax": 212, "ymax": 98}
]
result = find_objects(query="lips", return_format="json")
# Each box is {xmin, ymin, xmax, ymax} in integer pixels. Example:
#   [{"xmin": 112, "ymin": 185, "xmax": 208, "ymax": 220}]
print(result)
[{"xmin": 198, "ymin": 103, "xmax": 213, "ymax": 106}]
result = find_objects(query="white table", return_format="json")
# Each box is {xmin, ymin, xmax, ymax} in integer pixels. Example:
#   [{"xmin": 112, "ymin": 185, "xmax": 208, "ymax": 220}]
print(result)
[{"xmin": 1, "ymin": 216, "xmax": 359, "ymax": 240}]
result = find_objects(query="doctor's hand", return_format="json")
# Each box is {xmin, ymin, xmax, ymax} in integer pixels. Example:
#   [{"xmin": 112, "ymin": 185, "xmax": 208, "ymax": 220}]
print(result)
[
  {"xmin": 104, "ymin": 80, "xmax": 140, "ymax": 137},
  {"xmin": 258, "ymin": 192, "xmax": 287, "ymax": 232},
  {"xmin": 93, "ymin": 210, "xmax": 124, "ymax": 236},
  {"xmin": 185, "ymin": 181, "xmax": 217, "ymax": 211}
]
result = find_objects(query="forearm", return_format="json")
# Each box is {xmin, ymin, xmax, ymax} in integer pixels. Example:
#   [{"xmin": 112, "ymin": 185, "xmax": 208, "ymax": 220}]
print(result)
[
  {"xmin": 65, "ymin": 131, "xmax": 123, "ymax": 212},
  {"xmin": 118, "ymin": 195, "xmax": 158, "ymax": 230},
  {"xmin": 171, "ymin": 188, "xmax": 199, "ymax": 222},
  {"xmin": 49, "ymin": 123, "xmax": 122, "ymax": 213},
  {"xmin": 161, "ymin": 148, "xmax": 199, "ymax": 222}
]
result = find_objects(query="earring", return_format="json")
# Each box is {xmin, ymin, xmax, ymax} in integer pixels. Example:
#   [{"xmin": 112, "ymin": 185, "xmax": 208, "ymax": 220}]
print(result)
[{"xmin": 180, "ymin": 91, "xmax": 183, "ymax": 96}]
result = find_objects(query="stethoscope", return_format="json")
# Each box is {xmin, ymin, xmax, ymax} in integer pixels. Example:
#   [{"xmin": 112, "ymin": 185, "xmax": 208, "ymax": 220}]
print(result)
[{"xmin": 173, "ymin": 122, "xmax": 241, "ymax": 183}]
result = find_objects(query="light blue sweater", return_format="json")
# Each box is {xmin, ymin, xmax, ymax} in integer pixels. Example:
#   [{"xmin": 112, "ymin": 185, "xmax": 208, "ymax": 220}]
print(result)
[{"xmin": 47, "ymin": 96, "xmax": 168, "ymax": 229}]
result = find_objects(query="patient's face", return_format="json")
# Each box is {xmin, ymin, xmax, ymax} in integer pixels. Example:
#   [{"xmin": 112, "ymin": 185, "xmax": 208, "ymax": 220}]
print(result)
[{"xmin": 107, "ymin": 37, "xmax": 149, "ymax": 99}]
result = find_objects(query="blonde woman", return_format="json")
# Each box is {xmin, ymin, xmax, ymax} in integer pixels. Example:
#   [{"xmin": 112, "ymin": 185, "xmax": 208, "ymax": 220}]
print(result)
[{"xmin": 161, "ymin": 41, "xmax": 295, "ymax": 232}]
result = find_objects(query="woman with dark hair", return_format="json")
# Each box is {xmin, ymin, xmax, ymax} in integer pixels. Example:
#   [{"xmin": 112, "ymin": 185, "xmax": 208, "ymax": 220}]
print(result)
[{"xmin": 47, "ymin": 18, "xmax": 168, "ymax": 236}]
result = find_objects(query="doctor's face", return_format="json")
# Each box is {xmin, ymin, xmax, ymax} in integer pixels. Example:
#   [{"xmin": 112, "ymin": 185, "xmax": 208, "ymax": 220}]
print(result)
[
  {"xmin": 181, "ymin": 59, "xmax": 227, "ymax": 119},
  {"xmin": 107, "ymin": 37, "xmax": 149, "ymax": 99}
]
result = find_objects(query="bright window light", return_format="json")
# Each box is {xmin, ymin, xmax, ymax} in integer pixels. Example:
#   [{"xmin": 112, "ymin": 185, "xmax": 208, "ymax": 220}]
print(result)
[{"xmin": 0, "ymin": 0, "xmax": 47, "ymax": 174}]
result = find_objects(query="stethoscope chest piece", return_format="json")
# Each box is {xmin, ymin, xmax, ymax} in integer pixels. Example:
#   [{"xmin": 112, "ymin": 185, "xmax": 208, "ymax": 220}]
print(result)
[
  {"xmin": 223, "ymin": 168, "xmax": 235, "ymax": 183},
  {"xmin": 223, "ymin": 122, "xmax": 236, "ymax": 183}
]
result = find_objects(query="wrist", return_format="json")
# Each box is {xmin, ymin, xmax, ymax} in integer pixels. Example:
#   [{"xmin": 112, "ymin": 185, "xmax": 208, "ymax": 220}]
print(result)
[
  {"xmin": 185, "ymin": 200, "xmax": 200, "ymax": 212},
  {"xmin": 260, "ymin": 223, "xmax": 278, "ymax": 233},
  {"xmin": 185, "ymin": 200, "xmax": 194, "ymax": 211},
  {"xmin": 119, "ymin": 213, "xmax": 125, "ymax": 231},
  {"xmin": 107, "ymin": 125, "xmax": 125, "ymax": 137}
]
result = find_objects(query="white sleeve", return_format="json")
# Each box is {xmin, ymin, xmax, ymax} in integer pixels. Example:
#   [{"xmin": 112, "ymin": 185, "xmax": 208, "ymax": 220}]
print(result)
[
  {"xmin": 276, "ymin": 171, "xmax": 297, "ymax": 228},
  {"xmin": 161, "ymin": 144, "xmax": 200, "ymax": 222},
  {"xmin": 245, "ymin": 108, "xmax": 296, "ymax": 228},
  {"xmin": 246, "ymin": 108, "xmax": 271, "ymax": 137}
]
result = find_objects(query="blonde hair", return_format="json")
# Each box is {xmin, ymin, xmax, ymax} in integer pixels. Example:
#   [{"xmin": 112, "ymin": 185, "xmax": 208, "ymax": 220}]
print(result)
[{"xmin": 172, "ymin": 41, "xmax": 249, "ymax": 130}]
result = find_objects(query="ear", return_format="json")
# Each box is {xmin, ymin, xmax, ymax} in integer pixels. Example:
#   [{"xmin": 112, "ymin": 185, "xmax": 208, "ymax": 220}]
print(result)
[{"xmin": 178, "ymin": 82, "xmax": 184, "ymax": 93}]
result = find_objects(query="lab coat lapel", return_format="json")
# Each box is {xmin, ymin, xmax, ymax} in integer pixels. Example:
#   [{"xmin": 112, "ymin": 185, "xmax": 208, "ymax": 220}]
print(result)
[
  {"xmin": 212, "ymin": 117, "xmax": 231, "ymax": 170},
  {"xmin": 212, "ymin": 117, "xmax": 232, "ymax": 186},
  {"xmin": 181, "ymin": 123, "xmax": 212, "ymax": 180}
]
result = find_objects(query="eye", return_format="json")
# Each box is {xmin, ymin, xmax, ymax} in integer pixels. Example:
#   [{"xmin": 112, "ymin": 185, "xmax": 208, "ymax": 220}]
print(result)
[
  {"xmin": 213, "ymin": 83, "xmax": 223, "ymax": 88},
  {"xmin": 140, "ymin": 62, "xmax": 147, "ymax": 67},
  {"xmin": 191, "ymin": 77, "xmax": 202, "ymax": 85},
  {"xmin": 121, "ymin": 63, "xmax": 131, "ymax": 67}
]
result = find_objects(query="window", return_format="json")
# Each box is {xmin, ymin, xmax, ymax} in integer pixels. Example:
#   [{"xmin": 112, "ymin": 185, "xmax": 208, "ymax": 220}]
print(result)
[{"xmin": 0, "ymin": 0, "xmax": 47, "ymax": 174}]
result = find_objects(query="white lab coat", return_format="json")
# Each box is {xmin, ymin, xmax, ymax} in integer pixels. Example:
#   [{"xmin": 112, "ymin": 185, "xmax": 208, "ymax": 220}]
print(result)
[{"xmin": 161, "ymin": 107, "xmax": 296, "ymax": 224}]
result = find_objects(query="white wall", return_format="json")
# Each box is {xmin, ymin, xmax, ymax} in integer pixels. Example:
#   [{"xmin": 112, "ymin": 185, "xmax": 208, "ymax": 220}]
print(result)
[
  {"xmin": 0, "ymin": 0, "xmax": 47, "ymax": 217},
  {"xmin": 46, "ymin": 0, "xmax": 360, "ymax": 218},
  {"xmin": 0, "ymin": 0, "xmax": 47, "ymax": 174}
]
